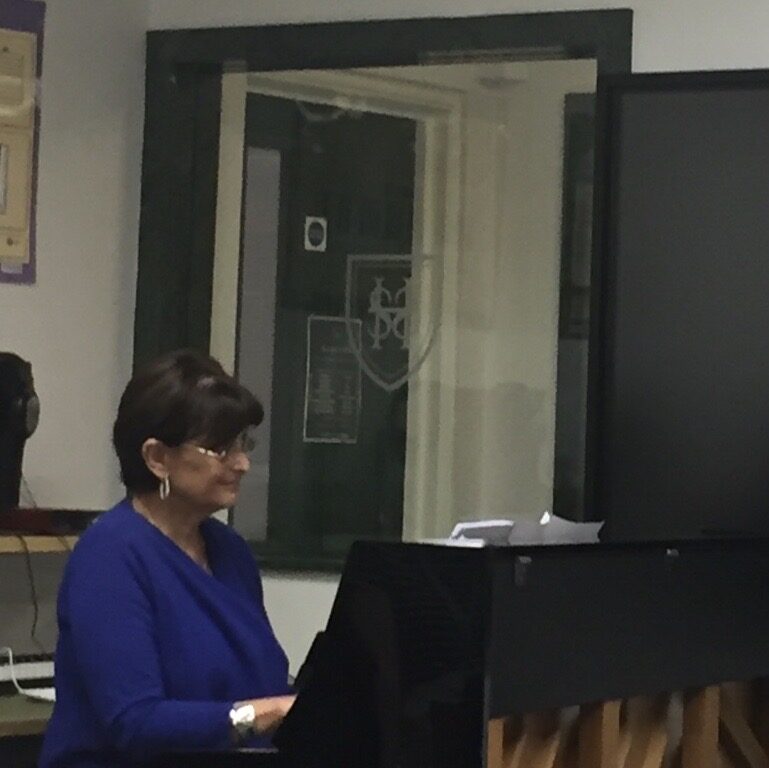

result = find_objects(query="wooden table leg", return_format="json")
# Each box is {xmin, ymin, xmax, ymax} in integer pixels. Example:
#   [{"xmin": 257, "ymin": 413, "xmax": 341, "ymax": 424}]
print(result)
[
  {"xmin": 579, "ymin": 700, "xmax": 620, "ymax": 768},
  {"xmin": 682, "ymin": 686, "xmax": 719, "ymax": 768},
  {"xmin": 488, "ymin": 717, "xmax": 506, "ymax": 768},
  {"xmin": 623, "ymin": 695, "xmax": 669, "ymax": 768},
  {"xmin": 720, "ymin": 685, "xmax": 769, "ymax": 768},
  {"xmin": 507, "ymin": 711, "xmax": 561, "ymax": 768}
]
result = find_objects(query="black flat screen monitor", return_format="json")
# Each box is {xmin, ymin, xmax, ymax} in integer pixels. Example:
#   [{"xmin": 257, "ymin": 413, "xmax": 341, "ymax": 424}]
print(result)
[{"xmin": 592, "ymin": 70, "xmax": 769, "ymax": 541}]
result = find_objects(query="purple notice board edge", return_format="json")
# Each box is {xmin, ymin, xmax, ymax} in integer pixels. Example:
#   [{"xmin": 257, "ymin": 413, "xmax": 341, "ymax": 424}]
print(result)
[{"xmin": 0, "ymin": 0, "xmax": 46, "ymax": 285}]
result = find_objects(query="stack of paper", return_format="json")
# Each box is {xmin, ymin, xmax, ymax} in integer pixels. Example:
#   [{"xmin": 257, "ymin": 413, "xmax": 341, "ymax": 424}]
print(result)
[
  {"xmin": 449, "ymin": 519, "xmax": 515, "ymax": 546},
  {"xmin": 507, "ymin": 511, "xmax": 603, "ymax": 545},
  {"xmin": 422, "ymin": 513, "xmax": 603, "ymax": 547}
]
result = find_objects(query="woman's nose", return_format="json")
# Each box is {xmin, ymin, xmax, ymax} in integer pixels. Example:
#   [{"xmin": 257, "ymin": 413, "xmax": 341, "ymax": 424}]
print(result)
[{"xmin": 230, "ymin": 450, "xmax": 251, "ymax": 473}]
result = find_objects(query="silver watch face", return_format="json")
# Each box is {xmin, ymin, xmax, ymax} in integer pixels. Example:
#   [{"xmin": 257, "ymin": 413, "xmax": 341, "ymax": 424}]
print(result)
[{"xmin": 230, "ymin": 703, "xmax": 256, "ymax": 726}]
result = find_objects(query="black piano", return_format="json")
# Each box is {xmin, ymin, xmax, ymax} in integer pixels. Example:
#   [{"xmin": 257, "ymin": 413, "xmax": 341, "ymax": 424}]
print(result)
[{"xmin": 161, "ymin": 537, "xmax": 769, "ymax": 767}]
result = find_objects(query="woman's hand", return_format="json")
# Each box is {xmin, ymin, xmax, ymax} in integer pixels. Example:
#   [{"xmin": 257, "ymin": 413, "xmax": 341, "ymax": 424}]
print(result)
[{"xmin": 235, "ymin": 694, "xmax": 297, "ymax": 736}]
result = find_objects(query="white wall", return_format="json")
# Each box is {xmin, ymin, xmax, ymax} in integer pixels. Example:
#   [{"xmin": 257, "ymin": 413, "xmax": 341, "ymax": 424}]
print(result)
[
  {"xmin": 0, "ymin": 0, "xmax": 147, "ymax": 653},
  {"xmin": 149, "ymin": 0, "xmax": 769, "ymax": 74},
  {"xmin": 1, "ymin": 0, "xmax": 146, "ymax": 509}
]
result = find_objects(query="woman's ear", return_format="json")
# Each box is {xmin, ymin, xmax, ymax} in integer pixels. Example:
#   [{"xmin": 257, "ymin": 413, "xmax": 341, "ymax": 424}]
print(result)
[{"xmin": 141, "ymin": 438, "xmax": 170, "ymax": 481}]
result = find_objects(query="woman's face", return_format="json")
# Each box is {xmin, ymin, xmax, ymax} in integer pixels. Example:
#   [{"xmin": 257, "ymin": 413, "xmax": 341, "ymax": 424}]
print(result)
[{"xmin": 167, "ymin": 443, "xmax": 250, "ymax": 512}]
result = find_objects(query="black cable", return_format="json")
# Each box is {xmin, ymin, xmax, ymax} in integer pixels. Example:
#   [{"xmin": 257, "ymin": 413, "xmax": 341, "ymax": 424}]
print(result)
[
  {"xmin": 18, "ymin": 474, "xmax": 48, "ymax": 650},
  {"xmin": 14, "ymin": 533, "xmax": 47, "ymax": 654},
  {"xmin": 17, "ymin": 474, "xmax": 59, "ymax": 652}
]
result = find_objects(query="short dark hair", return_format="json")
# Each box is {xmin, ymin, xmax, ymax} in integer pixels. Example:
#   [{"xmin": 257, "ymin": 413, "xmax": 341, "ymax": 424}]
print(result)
[{"xmin": 113, "ymin": 349, "xmax": 264, "ymax": 494}]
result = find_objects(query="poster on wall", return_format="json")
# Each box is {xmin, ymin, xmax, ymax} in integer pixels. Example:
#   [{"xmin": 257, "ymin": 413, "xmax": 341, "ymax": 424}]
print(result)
[
  {"xmin": 0, "ymin": 0, "xmax": 45, "ymax": 286},
  {"xmin": 303, "ymin": 315, "xmax": 362, "ymax": 444}
]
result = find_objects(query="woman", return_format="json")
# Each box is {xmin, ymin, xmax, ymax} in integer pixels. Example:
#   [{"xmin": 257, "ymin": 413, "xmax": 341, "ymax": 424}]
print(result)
[{"xmin": 40, "ymin": 350, "xmax": 295, "ymax": 768}]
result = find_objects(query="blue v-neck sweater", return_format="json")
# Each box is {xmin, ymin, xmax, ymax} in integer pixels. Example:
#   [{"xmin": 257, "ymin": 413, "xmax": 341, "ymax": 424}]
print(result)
[{"xmin": 39, "ymin": 499, "xmax": 291, "ymax": 768}]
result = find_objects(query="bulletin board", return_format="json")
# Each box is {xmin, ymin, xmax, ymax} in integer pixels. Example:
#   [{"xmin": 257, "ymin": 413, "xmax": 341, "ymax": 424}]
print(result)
[{"xmin": 0, "ymin": 0, "xmax": 45, "ymax": 285}]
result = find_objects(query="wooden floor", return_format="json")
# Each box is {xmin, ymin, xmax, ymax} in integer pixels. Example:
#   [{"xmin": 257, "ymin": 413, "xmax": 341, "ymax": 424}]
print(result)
[{"xmin": 488, "ymin": 681, "xmax": 769, "ymax": 768}]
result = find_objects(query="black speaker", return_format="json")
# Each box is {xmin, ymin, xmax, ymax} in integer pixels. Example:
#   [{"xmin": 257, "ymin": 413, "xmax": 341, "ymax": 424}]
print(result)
[{"xmin": 0, "ymin": 353, "xmax": 39, "ymax": 513}]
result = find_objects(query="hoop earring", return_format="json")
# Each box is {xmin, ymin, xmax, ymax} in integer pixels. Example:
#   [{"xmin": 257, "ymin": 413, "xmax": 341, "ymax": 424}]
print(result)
[{"xmin": 159, "ymin": 476, "xmax": 171, "ymax": 501}]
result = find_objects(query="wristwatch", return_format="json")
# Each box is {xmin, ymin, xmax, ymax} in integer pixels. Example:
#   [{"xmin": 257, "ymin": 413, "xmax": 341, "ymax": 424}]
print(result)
[{"xmin": 229, "ymin": 702, "xmax": 257, "ymax": 742}]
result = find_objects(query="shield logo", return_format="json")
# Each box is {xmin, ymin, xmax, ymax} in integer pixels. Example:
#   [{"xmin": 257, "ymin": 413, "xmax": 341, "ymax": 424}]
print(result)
[{"xmin": 345, "ymin": 254, "xmax": 442, "ymax": 392}]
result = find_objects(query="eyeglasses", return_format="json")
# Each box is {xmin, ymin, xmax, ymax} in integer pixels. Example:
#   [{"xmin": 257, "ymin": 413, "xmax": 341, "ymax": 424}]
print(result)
[{"xmin": 192, "ymin": 430, "xmax": 257, "ymax": 461}]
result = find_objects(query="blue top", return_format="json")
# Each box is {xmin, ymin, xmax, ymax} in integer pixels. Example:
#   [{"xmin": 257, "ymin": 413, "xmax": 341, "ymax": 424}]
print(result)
[{"xmin": 39, "ymin": 499, "xmax": 291, "ymax": 768}]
